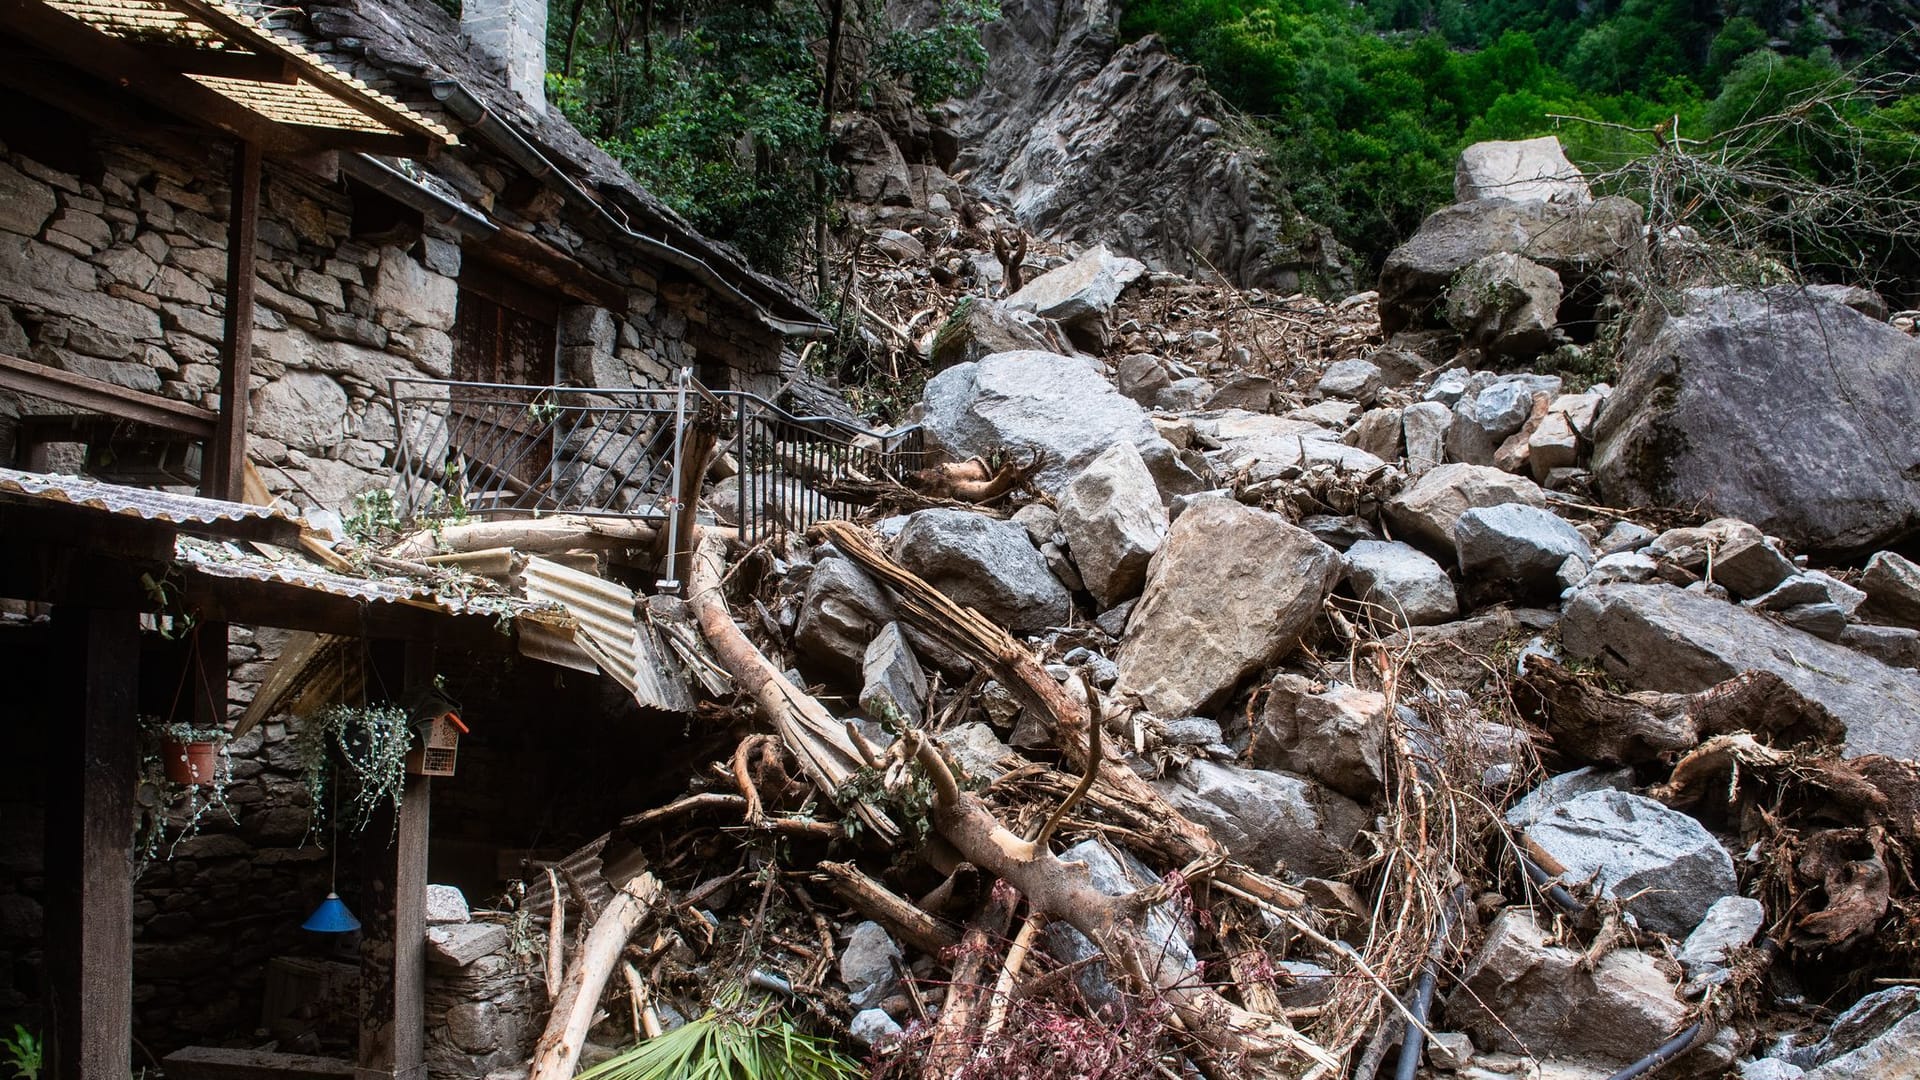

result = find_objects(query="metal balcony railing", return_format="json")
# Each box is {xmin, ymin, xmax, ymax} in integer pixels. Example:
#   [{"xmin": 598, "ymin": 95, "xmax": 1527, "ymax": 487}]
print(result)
[{"xmin": 388, "ymin": 374, "xmax": 924, "ymax": 544}]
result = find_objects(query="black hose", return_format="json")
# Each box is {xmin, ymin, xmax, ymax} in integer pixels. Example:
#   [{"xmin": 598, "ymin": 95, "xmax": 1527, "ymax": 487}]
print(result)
[
  {"xmin": 1603, "ymin": 1020, "xmax": 1708, "ymax": 1080},
  {"xmin": 1519, "ymin": 853, "xmax": 1587, "ymax": 915},
  {"xmin": 1395, "ymin": 884, "xmax": 1470, "ymax": 1080}
]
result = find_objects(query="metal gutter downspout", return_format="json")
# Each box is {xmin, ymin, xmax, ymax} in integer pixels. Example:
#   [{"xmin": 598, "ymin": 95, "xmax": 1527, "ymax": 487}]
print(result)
[
  {"xmin": 428, "ymin": 79, "xmax": 835, "ymax": 340},
  {"xmin": 343, "ymin": 153, "xmax": 498, "ymax": 238}
]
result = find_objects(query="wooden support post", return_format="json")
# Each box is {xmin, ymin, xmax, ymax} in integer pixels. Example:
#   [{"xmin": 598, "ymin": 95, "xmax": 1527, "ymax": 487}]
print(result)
[
  {"xmin": 356, "ymin": 642, "xmax": 432, "ymax": 1080},
  {"xmin": 192, "ymin": 620, "xmax": 230, "ymax": 730},
  {"xmin": 206, "ymin": 139, "xmax": 259, "ymax": 502},
  {"xmin": 43, "ymin": 605, "xmax": 138, "ymax": 1080}
]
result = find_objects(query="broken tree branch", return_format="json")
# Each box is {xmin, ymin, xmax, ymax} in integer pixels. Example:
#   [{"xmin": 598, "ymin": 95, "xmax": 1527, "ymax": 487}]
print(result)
[
  {"xmin": 528, "ymin": 871, "xmax": 664, "ymax": 1080},
  {"xmin": 688, "ymin": 529, "xmax": 898, "ymax": 842},
  {"xmin": 816, "ymin": 860, "xmax": 960, "ymax": 956}
]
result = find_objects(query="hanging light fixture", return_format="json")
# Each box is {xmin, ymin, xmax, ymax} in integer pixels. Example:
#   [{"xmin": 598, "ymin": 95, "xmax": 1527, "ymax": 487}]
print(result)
[{"xmin": 302, "ymin": 769, "xmax": 361, "ymax": 933}]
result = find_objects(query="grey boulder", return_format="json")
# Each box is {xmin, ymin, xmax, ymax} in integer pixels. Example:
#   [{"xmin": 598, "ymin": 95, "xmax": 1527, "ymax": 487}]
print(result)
[
  {"xmin": 1454, "ymin": 136, "xmax": 1592, "ymax": 204},
  {"xmin": 1445, "ymin": 251, "xmax": 1563, "ymax": 357},
  {"xmin": 1116, "ymin": 497, "xmax": 1340, "ymax": 716},
  {"xmin": 1562, "ymin": 583, "xmax": 1920, "ymax": 759},
  {"xmin": 1592, "ymin": 287, "xmax": 1920, "ymax": 553},
  {"xmin": 1448, "ymin": 909, "xmax": 1686, "ymax": 1066},
  {"xmin": 1057, "ymin": 441, "xmax": 1168, "ymax": 607},
  {"xmin": 894, "ymin": 509, "xmax": 1071, "ymax": 635},
  {"xmin": 1151, "ymin": 760, "xmax": 1366, "ymax": 877},
  {"xmin": 921, "ymin": 351, "xmax": 1201, "ymax": 497},
  {"xmin": 1453, "ymin": 502, "xmax": 1593, "ymax": 590},
  {"xmin": 1006, "ymin": 244, "xmax": 1145, "ymax": 327},
  {"xmin": 1343, "ymin": 539, "xmax": 1458, "ymax": 627},
  {"xmin": 1524, "ymin": 789, "xmax": 1737, "ymax": 937},
  {"xmin": 1379, "ymin": 195, "xmax": 1643, "ymax": 333},
  {"xmin": 1862, "ymin": 551, "xmax": 1920, "ymax": 629},
  {"xmin": 1384, "ymin": 463, "xmax": 1546, "ymax": 558}
]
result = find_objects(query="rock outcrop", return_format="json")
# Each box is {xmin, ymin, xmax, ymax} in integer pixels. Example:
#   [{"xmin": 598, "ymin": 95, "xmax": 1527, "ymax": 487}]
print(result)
[{"xmin": 945, "ymin": 0, "xmax": 1350, "ymax": 291}]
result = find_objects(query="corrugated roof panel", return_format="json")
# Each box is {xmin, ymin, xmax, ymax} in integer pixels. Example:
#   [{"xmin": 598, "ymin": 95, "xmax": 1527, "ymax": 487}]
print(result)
[
  {"xmin": 522, "ymin": 557, "xmax": 694, "ymax": 712},
  {"xmin": 0, "ymin": 467, "xmax": 301, "ymax": 542}
]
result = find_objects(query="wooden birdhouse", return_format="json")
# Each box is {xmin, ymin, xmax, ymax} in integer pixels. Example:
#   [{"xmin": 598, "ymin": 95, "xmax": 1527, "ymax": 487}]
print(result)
[{"xmin": 406, "ymin": 710, "xmax": 466, "ymax": 777}]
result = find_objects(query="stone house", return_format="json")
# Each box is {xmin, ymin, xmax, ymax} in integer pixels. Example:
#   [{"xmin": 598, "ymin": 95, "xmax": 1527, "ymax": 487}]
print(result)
[
  {"xmin": 0, "ymin": 0, "xmax": 828, "ymax": 515},
  {"xmin": 0, "ymin": 0, "xmax": 831, "ymax": 1074}
]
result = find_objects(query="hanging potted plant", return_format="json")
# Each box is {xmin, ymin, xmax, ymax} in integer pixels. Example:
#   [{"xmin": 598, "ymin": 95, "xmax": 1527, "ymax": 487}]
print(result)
[
  {"xmin": 136, "ymin": 716, "xmax": 237, "ymax": 865},
  {"xmin": 297, "ymin": 703, "xmax": 417, "ymax": 837},
  {"xmin": 159, "ymin": 723, "xmax": 225, "ymax": 785}
]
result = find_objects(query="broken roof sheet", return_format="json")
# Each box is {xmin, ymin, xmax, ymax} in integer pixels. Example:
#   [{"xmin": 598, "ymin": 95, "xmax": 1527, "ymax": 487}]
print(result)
[
  {"xmin": 0, "ymin": 466, "xmax": 302, "ymax": 544},
  {"xmin": 177, "ymin": 537, "xmax": 528, "ymax": 622}
]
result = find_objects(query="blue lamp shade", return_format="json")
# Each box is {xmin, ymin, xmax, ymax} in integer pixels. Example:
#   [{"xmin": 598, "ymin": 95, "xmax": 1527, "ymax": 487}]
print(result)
[{"xmin": 302, "ymin": 892, "xmax": 362, "ymax": 933}]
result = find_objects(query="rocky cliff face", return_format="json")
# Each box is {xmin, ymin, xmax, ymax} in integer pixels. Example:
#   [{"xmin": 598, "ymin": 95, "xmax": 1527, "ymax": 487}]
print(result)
[{"xmin": 937, "ymin": 0, "xmax": 1351, "ymax": 294}]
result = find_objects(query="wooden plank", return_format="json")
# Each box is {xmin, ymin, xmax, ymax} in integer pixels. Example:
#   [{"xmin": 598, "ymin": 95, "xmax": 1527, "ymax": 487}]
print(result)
[
  {"xmin": 176, "ymin": 568, "xmax": 517, "ymax": 651},
  {"xmin": 161, "ymin": 1046, "xmax": 355, "ymax": 1080},
  {"xmin": 466, "ymin": 227, "xmax": 630, "ymax": 310},
  {"xmin": 43, "ymin": 604, "xmax": 139, "ymax": 1080},
  {"xmin": 355, "ymin": 643, "xmax": 433, "ymax": 1080},
  {"xmin": 0, "ymin": 0, "xmax": 314, "ymax": 155},
  {"xmin": 206, "ymin": 139, "xmax": 259, "ymax": 501},
  {"xmin": 0, "ymin": 353, "xmax": 218, "ymax": 439}
]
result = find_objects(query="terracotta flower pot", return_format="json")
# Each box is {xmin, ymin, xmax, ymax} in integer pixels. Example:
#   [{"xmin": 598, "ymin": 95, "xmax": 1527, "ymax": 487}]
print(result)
[{"xmin": 161, "ymin": 738, "xmax": 219, "ymax": 786}]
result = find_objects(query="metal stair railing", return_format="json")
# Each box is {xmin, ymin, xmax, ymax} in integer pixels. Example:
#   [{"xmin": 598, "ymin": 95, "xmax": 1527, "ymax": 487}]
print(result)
[{"xmin": 387, "ymin": 373, "xmax": 923, "ymax": 542}]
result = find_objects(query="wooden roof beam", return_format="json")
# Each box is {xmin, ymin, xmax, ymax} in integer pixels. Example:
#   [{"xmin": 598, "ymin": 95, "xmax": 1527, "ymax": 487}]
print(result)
[{"xmin": 0, "ymin": 0, "xmax": 318, "ymax": 155}]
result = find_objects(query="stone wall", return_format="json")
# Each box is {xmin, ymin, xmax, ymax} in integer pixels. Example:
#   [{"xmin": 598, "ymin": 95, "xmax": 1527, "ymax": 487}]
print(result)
[{"xmin": 0, "ymin": 107, "xmax": 776, "ymax": 513}]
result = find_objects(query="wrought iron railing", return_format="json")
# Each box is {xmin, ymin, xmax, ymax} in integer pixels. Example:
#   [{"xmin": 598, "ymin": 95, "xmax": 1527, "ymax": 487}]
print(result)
[{"xmin": 387, "ymin": 374, "xmax": 924, "ymax": 544}]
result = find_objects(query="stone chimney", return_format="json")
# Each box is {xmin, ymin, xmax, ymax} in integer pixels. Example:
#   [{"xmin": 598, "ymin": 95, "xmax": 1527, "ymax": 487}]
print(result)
[{"xmin": 462, "ymin": 0, "xmax": 549, "ymax": 116}]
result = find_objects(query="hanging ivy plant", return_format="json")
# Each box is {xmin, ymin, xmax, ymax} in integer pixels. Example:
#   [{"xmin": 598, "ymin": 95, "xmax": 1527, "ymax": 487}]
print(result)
[{"xmin": 298, "ymin": 703, "xmax": 416, "ymax": 838}]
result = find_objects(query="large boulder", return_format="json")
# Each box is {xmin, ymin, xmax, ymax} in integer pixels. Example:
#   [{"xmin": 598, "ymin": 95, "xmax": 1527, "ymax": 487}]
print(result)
[
  {"xmin": 1454, "ymin": 502, "xmax": 1593, "ymax": 590},
  {"xmin": 920, "ymin": 351, "xmax": 1201, "ymax": 497},
  {"xmin": 894, "ymin": 509, "xmax": 1071, "ymax": 635},
  {"xmin": 928, "ymin": 297, "xmax": 1064, "ymax": 370},
  {"xmin": 1805, "ymin": 988, "xmax": 1920, "ymax": 1080},
  {"xmin": 1057, "ymin": 441, "xmax": 1168, "ymax": 607},
  {"xmin": 1448, "ymin": 910, "xmax": 1687, "ymax": 1067},
  {"xmin": 1455, "ymin": 136, "xmax": 1593, "ymax": 204},
  {"xmin": 1523, "ymin": 789, "xmax": 1737, "ymax": 937},
  {"xmin": 1862, "ymin": 551, "xmax": 1920, "ymax": 629},
  {"xmin": 1591, "ymin": 287, "xmax": 1920, "ymax": 553},
  {"xmin": 1116, "ymin": 497, "xmax": 1341, "ymax": 716},
  {"xmin": 1383, "ymin": 463, "xmax": 1546, "ymax": 558},
  {"xmin": 1043, "ymin": 839, "xmax": 1196, "ymax": 1010},
  {"xmin": 1379, "ymin": 195, "xmax": 1643, "ymax": 332},
  {"xmin": 1151, "ymin": 760, "xmax": 1366, "ymax": 877},
  {"xmin": 1006, "ymin": 244, "xmax": 1145, "ymax": 328},
  {"xmin": 1252, "ymin": 675, "xmax": 1390, "ymax": 801},
  {"xmin": 1561, "ymin": 583, "xmax": 1920, "ymax": 759},
  {"xmin": 1445, "ymin": 251, "xmax": 1563, "ymax": 357}
]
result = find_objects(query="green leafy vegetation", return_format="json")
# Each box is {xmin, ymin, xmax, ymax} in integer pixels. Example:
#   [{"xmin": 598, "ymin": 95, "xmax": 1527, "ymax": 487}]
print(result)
[
  {"xmin": 298, "ymin": 703, "xmax": 417, "ymax": 836},
  {"xmin": 573, "ymin": 1002, "xmax": 861, "ymax": 1080},
  {"xmin": 1121, "ymin": 0, "xmax": 1920, "ymax": 287},
  {"xmin": 0, "ymin": 1026, "xmax": 38, "ymax": 1080},
  {"xmin": 550, "ymin": 0, "xmax": 995, "ymax": 274}
]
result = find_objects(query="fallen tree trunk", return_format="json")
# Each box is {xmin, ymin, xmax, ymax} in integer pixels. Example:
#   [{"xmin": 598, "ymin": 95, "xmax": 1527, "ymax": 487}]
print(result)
[
  {"xmin": 687, "ymin": 530, "xmax": 899, "ymax": 842},
  {"xmin": 528, "ymin": 872, "xmax": 664, "ymax": 1080},
  {"xmin": 389, "ymin": 515, "xmax": 667, "ymax": 560},
  {"xmin": 815, "ymin": 520, "xmax": 1302, "ymax": 905}
]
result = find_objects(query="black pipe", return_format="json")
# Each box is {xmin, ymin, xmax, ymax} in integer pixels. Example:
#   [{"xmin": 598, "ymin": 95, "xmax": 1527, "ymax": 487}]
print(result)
[
  {"xmin": 1519, "ymin": 853, "xmax": 1587, "ymax": 915},
  {"xmin": 1395, "ymin": 884, "xmax": 1470, "ymax": 1080},
  {"xmin": 1604, "ymin": 1021, "xmax": 1708, "ymax": 1080}
]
